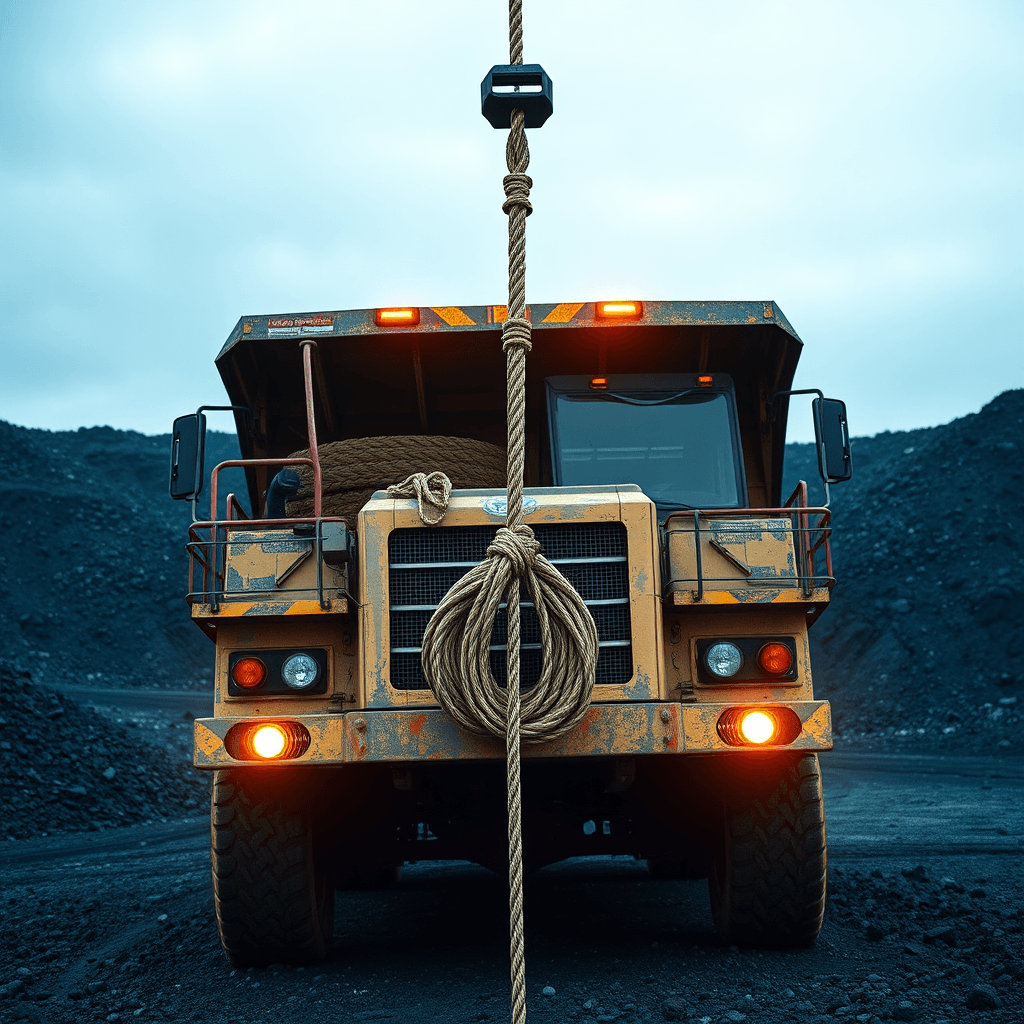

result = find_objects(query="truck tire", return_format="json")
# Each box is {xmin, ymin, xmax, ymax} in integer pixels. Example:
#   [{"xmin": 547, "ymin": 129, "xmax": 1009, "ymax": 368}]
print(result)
[
  {"xmin": 707, "ymin": 753, "xmax": 826, "ymax": 947},
  {"xmin": 212, "ymin": 770, "xmax": 334, "ymax": 966}
]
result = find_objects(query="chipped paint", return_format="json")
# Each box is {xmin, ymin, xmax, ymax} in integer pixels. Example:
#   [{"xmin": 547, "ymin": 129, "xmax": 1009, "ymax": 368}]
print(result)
[{"xmin": 192, "ymin": 700, "xmax": 831, "ymax": 768}]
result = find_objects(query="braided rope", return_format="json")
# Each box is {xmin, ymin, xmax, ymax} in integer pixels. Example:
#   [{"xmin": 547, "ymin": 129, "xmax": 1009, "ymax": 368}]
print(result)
[
  {"xmin": 385, "ymin": 471, "xmax": 452, "ymax": 525},
  {"xmin": 418, "ymin": 3, "xmax": 598, "ymax": 1021}
]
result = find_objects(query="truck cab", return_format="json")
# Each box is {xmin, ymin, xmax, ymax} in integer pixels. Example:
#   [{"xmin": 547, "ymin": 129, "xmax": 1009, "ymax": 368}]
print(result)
[{"xmin": 170, "ymin": 298, "xmax": 851, "ymax": 965}]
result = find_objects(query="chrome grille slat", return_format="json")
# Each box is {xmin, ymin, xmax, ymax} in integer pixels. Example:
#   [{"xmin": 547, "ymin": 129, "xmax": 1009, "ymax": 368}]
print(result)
[{"xmin": 387, "ymin": 522, "xmax": 633, "ymax": 691}]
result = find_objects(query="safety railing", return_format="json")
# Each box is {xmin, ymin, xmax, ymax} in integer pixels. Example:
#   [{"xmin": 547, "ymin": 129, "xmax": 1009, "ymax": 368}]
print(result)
[
  {"xmin": 663, "ymin": 481, "xmax": 833, "ymax": 613},
  {"xmin": 185, "ymin": 339, "xmax": 345, "ymax": 617}
]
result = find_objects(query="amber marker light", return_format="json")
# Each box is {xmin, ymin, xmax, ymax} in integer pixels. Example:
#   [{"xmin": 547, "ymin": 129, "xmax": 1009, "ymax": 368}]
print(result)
[
  {"xmin": 716, "ymin": 706, "xmax": 802, "ymax": 747},
  {"xmin": 231, "ymin": 657, "xmax": 267, "ymax": 690},
  {"xmin": 595, "ymin": 300, "xmax": 642, "ymax": 320},
  {"xmin": 224, "ymin": 721, "xmax": 312, "ymax": 761},
  {"xmin": 697, "ymin": 375, "xmax": 714, "ymax": 387},
  {"xmin": 758, "ymin": 642, "xmax": 794, "ymax": 676},
  {"xmin": 375, "ymin": 307, "xmax": 420, "ymax": 326},
  {"xmin": 590, "ymin": 376, "xmax": 609, "ymax": 390}
]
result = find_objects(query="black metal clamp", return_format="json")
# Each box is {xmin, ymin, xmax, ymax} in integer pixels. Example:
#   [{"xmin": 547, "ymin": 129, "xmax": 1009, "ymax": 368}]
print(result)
[{"xmin": 481, "ymin": 64, "xmax": 553, "ymax": 128}]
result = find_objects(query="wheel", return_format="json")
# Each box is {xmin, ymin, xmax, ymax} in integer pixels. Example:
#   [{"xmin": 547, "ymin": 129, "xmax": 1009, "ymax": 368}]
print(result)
[
  {"xmin": 707, "ymin": 753, "xmax": 827, "ymax": 947},
  {"xmin": 212, "ymin": 769, "xmax": 334, "ymax": 966}
]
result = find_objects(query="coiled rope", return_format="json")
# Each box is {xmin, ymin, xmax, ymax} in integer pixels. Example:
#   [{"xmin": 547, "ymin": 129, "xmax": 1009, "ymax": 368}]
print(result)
[{"xmin": 418, "ymin": 3, "xmax": 599, "ymax": 1020}]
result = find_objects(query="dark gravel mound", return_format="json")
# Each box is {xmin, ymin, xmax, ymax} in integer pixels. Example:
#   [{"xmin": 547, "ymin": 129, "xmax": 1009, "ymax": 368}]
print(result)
[
  {"xmin": 784, "ymin": 389, "xmax": 1024, "ymax": 753},
  {"xmin": 1, "ymin": 390, "xmax": 1021, "ymax": 753},
  {"xmin": 0, "ymin": 421, "xmax": 242, "ymax": 688},
  {"xmin": 0, "ymin": 661, "xmax": 207, "ymax": 840}
]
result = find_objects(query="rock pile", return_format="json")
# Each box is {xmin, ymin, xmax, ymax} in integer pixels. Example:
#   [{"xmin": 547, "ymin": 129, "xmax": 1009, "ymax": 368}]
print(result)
[
  {"xmin": 0, "ymin": 661, "xmax": 207, "ymax": 840},
  {"xmin": 784, "ymin": 389, "xmax": 1024, "ymax": 753},
  {"xmin": 1, "ymin": 389, "xmax": 1021, "ymax": 753},
  {"xmin": 0, "ymin": 420, "xmax": 242, "ymax": 688}
]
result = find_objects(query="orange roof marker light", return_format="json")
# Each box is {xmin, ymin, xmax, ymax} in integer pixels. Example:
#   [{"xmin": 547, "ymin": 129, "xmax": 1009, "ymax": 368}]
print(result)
[
  {"xmin": 375, "ymin": 307, "xmax": 420, "ymax": 326},
  {"xmin": 595, "ymin": 300, "xmax": 642, "ymax": 320},
  {"xmin": 590, "ymin": 376, "xmax": 609, "ymax": 390},
  {"xmin": 697, "ymin": 375, "xmax": 714, "ymax": 387}
]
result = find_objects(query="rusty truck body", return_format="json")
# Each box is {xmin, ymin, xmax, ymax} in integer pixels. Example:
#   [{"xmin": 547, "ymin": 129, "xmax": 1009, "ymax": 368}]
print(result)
[{"xmin": 170, "ymin": 298, "xmax": 852, "ymax": 965}]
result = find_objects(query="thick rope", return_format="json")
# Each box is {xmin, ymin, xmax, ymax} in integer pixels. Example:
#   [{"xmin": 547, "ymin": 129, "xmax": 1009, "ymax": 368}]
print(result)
[
  {"xmin": 418, "ymin": 4, "xmax": 599, "ymax": 1021},
  {"xmin": 385, "ymin": 471, "xmax": 452, "ymax": 525}
]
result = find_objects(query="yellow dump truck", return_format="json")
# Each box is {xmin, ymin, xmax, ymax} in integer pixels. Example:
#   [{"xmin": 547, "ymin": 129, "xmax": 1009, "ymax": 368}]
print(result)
[{"xmin": 169, "ymin": 298, "xmax": 852, "ymax": 965}]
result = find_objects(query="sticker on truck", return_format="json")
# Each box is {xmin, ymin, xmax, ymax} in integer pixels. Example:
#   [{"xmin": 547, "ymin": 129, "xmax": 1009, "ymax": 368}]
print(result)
[{"xmin": 267, "ymin": 316, "xmax": 335, "ymax": 336}]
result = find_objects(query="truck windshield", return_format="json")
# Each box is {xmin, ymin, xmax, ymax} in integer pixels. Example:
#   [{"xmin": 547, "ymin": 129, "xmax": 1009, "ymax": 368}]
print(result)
[{"xmin": 550, "ymin": 386, "xmax": 744, "ymax": 510}]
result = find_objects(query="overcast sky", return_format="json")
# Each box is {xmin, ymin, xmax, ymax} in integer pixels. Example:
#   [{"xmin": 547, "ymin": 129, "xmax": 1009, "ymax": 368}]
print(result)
[{"xmin": 1, "ymin": 0, "xmax": 1021, "ymax": 443}]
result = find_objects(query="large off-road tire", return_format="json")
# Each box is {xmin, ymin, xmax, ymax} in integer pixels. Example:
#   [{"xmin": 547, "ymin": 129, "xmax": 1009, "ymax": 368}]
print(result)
[
  {"xmin": 212, "ymin": 770, "xmax": 334, "ymax": 967},
  {"xmin": 707, "ymin": 753, "xmax": 827, "ymax": 947}
]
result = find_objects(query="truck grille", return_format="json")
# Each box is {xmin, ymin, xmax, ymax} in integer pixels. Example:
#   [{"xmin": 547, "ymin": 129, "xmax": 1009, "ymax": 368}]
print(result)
[{"xmin": 388, "ymin": 522, "xmax": 632, "ymax": 691}]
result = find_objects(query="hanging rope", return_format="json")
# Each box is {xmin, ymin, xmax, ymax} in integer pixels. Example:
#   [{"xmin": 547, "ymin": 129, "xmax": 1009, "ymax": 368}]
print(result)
[{"xmin": 418, "ymin": 3, "xmax": 599, "ymax": 1021}]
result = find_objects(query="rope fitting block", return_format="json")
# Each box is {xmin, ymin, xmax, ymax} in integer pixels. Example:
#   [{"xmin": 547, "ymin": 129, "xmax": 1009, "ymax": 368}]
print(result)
[{"xmin": 481, "ymin": 64, "xmax": 553, "ymax": 128}]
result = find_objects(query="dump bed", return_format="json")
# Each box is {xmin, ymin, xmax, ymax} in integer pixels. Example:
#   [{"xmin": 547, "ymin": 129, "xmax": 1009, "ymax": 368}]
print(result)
[{"xmin": 214, "ymin": 300, "xmax": 803, "ymax": 515}]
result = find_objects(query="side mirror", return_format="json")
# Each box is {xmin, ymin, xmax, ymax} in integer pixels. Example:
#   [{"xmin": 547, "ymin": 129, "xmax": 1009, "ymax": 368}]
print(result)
[
  {"xmin": 812, "ymin": 398, "xmax": 852, "ymax": 483},
  {"xmin": 170, "ymin": 413, "xmax": 207, "ymax": 500}
]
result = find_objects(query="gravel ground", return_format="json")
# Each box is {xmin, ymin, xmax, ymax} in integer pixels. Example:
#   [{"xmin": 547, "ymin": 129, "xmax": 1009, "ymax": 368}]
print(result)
[{"xmin": 2, "ymin": 830, "xmax": 1021, "ymax": 1023}]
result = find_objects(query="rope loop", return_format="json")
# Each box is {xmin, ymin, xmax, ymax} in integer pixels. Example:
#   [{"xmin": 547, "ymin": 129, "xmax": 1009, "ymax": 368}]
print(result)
[
  {"xmin": 501, "ymin": 172, "xmax": 533, "ymax": 217},
  {"xmin": 385, "ymin": 471, "xmax": 452, "ymax": 525},
  {"xmin": 420, "ymin": 533, "xmax": 598, "ymax": 745},
  {"xmin": 501, "ymin": 317, "xmax": 533, "ymax": 354}
]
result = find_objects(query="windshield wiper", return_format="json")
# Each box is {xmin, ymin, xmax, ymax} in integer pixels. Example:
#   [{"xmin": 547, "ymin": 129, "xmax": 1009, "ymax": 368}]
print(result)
[{"xmin": 592, "ymin": 388, "xmax": 702, "ymax": 407}]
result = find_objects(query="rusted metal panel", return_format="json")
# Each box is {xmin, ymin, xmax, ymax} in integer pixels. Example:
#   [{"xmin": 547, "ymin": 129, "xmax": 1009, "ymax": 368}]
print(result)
[{"xmin": 192, "ymin": 700, "xmax": 831, "ymax": 769}]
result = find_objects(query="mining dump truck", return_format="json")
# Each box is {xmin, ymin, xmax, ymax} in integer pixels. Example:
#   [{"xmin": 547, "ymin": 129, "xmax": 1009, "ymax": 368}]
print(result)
[{"xmin": 169, "ymin": 299, "xmax": 851, "ymax": 966}]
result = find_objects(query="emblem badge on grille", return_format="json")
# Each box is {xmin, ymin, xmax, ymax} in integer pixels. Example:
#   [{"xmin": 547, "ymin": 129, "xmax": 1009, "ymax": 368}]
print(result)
[{"xmin": 482, "ymin": 496, "xmax": 538, "ymax": 517}]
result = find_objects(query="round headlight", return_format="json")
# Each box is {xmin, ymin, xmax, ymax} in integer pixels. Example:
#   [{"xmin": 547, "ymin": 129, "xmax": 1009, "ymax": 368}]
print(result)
[
  {"xmin": 705, "ymin": 642, "xmax": 743, "ymax": 678},
  {"xmin": 281, "ymin": 653, "xmax": 319, "ymax": 689}
]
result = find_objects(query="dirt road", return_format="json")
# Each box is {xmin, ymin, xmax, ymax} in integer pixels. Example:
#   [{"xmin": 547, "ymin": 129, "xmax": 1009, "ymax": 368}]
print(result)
[{"xmin": 2, "ymin": 754, "xmax": 1021, "ymax": 1024}]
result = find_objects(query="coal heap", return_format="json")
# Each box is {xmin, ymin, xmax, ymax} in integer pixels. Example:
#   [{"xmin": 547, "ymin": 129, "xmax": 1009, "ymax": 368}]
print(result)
[
  {"xmin": 0, "ymin": 661, "xmax": 207, "ymax": 840},
  {"xmin": 0, "ymin": 390, "xmax": 1021, "ymax": 756},
  {"xmin": 784, "ymin": 389, "xmax": 1024, "ymax": 752},
  {"xmin": 0, "ymin": 421, "xmax": 242, "ymax": 688}
]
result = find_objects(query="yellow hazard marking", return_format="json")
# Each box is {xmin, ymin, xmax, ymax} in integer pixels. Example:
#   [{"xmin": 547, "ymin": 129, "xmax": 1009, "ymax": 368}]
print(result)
[
  {"xmin": 430, "ymin": 306, "xmax": 476, "ymax": 326},
  {"xmin": 542, "ymin": 302, "xmax": 585, "ymax": 323},
  {"xmin": 191, "ymin": 599, "xmax": 341, "ymax": 618},
  {"xmin": 493, "ymin": 305, "xmax": 508, "ymax": 323}
]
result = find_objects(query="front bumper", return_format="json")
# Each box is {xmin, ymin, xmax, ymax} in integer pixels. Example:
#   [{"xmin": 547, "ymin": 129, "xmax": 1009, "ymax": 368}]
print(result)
[{"xmin": 193, "ymin": 700, "xmax": 832, "ymax": 769}]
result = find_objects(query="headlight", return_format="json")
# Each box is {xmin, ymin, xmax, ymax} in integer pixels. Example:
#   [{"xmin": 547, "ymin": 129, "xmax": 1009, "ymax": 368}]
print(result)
[
  {"xmin": 705, "ymin": 642, "xmax": 743, "ymax": 678},
  {"xmin": 281, "ymin": 653, "xmax": 320, "ymax": 689}
]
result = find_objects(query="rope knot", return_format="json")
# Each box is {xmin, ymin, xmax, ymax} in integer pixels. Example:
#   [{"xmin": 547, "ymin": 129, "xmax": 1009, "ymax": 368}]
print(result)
[
  {"xmin": 385, "ymin": 471, "xmax": 452, "ymax": 525},
  {"xmin": 501, "ymin": 172, "xmax": 533, "ymax": 216},
  {"xmin": 487, "ymin": 524, "xmax": 540, "ymax": 576},
  {"xmin": 501, "ymin": 316, "xmax": 532, "ymax": 354}
]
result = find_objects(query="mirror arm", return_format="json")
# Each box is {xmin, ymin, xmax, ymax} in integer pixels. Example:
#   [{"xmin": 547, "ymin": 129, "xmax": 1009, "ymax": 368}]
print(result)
[
  {"xmin": 190, "ymin": 405, "xmax": 252, "ymax": 523},
  {"xmin": 770, "ymin": 389, "xmax": 832, "ymax": 508}
]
